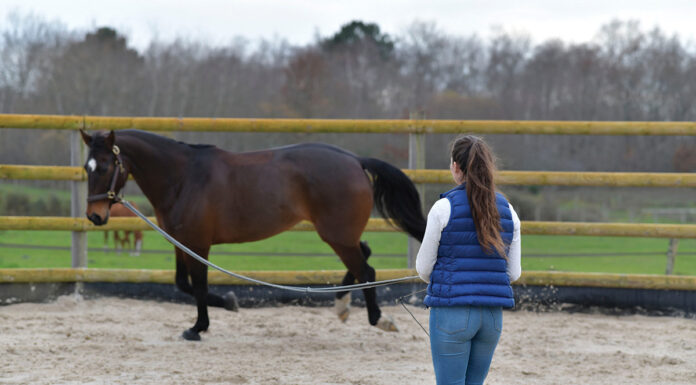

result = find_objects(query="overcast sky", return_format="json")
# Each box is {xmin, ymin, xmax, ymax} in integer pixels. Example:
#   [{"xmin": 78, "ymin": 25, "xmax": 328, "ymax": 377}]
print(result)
[{"xmin": 2, "ymin": 0, "xmax": 696, "ymax": 51}]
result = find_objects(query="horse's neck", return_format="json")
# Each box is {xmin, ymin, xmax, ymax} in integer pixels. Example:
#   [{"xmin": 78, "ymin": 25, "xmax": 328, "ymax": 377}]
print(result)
[{"xmin": 119, "ymin": 134, "xmax": 189, "ymax": 211}]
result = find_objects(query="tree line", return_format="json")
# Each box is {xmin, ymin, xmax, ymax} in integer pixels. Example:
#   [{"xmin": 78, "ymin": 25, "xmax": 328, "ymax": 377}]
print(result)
[{"xmin": 1, "ymin": 13, "xmax": 696, "ymax": 173}]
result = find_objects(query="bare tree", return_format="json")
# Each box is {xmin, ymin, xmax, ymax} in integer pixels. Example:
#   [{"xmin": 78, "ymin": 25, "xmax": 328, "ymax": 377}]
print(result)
[
  {"xmin": 1, "ymin": 15, "xmax": 695, "ymax": 174},
  {"xmin": 484, "ymin": 30, "xmax": 531, "ymax": 119},
  {"xmin": 0, "ymin": 11, "xmax": 67, "ymax": 113}
]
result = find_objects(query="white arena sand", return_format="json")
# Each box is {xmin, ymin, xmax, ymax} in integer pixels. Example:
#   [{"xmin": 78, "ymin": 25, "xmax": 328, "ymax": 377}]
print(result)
[{"xmin": 1, "ymin": 296, "xmax": 695, "ymax": 385}]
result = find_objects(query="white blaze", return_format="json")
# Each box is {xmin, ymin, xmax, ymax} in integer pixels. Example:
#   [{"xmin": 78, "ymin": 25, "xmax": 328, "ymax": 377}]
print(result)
[{"xmin": 87, "ymin": 158, "xmax": 96, "ymax": 172}]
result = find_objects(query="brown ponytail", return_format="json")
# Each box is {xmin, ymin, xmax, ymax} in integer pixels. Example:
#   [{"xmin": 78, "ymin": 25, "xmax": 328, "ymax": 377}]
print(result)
[{"xmin": 450, "ymin": 135, "xmax": 506, "ymax": 258}]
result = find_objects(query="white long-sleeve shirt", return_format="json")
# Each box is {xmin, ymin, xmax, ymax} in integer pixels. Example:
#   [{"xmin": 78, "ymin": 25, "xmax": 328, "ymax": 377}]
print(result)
[{"xmin": 415, "ymin": 198, "xmax": 522, "ymax": 283}]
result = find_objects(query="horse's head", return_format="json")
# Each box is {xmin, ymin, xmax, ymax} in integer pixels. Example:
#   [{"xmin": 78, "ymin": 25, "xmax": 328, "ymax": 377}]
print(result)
[{"xmin": 80, "ymin": 129, "xmax": 128, "ymax": 225}]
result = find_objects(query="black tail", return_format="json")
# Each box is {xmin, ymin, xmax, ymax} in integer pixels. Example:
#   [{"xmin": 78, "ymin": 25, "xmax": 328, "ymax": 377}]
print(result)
[{"xmin": 360, "ymin": 157, "xmax": 426, "ymax": 242}]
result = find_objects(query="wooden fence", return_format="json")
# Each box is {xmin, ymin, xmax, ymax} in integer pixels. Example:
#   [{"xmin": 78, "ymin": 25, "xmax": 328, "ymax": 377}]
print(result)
[
  {"xmin": 1, "ymin": 113, "xmax": 695, "ymax": 272},
  {"xmin": 4, "ymin": 165, "xmax": 696, "ymax": 187},
  {"xmin": 3, "ymin": 216, "xmax": 696, "ymax": 238},
  {"xmin": 3, "ymin": 113, "xmax": 696, "ymax": 135}
]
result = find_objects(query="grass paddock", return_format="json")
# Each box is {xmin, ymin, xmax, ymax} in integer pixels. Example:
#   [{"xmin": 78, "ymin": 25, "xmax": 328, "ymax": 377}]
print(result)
[{"xmin": 1, "ymin": 229, "xmax": 695, "ymax": 275}]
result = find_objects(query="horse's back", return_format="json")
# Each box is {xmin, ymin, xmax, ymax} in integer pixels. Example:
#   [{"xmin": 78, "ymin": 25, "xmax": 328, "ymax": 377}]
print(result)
[
  {"xmin": 272, "ymin": 143, "xmax": 370, "ymax": 195},
  {"xmin": 272, "ymin": 143, "xmax": 374, "ymax": 242},
  {"xmin": 271, "ymin": 142, "xmax": 356, "ymax": 158},
  {"xmin": 223, "ymin": 143, "xmax": 367, "ymax": 189},
  {"xmin": 204, "ymin": 143, "xmax": 373, "ymax": 244}
]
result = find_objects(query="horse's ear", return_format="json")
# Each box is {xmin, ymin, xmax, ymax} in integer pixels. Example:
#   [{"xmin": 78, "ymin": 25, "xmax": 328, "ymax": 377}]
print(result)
[
  {"xmin": 79, "ymin": 129, "xmax": 92, "ymax": 146},
  {"xmin": 106, "ymin": 130, "xmax": 115, "ymax": 148}
]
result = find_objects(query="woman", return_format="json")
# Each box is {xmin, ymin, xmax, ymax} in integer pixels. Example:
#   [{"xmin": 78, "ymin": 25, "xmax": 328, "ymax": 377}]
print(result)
[{"xmin": 416, "ymin": 135, "xmax": 522, "ymax": 385}]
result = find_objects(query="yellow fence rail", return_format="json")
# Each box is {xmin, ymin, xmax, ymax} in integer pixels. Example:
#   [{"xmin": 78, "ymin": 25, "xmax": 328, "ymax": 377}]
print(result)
[
  {"xmin": 0, "ymin": 165, "xmax": 85, "ymax": 181},
  {"xmin": 2, "ymin": 113, "xmax": 696, "ymax": 135},
  {"xmin": 2, "ymin": 216, "xmax": 696, "ymax": 238},
  {"xmin": 4, "ymin": 164, "xmax": 696, "ymax": 188}
]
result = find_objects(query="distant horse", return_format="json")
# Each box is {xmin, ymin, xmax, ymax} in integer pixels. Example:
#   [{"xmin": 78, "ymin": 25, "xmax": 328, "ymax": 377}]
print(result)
[
  {"xmin": 103, "ymin": 202, "xmax": 143, "ymax": 256},
  {"xmin": 80, "ymin": 129, "xmax": 425, "ymax": 341}
]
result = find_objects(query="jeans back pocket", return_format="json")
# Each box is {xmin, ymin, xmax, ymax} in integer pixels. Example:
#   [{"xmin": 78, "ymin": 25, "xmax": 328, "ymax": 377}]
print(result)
[
  {"xmin": 434, "ymin": 306, "xmax": 471, "ymax": 335},
  {"xmin": 490, "ymin": 308, "xmax": 503, "ymax": 332}
]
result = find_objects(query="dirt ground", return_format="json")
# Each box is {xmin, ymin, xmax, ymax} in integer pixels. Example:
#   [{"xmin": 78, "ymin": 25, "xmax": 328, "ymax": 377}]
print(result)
[{"xmin": 0, "ymin": 295, "xmax": 695, "ymax": 385}]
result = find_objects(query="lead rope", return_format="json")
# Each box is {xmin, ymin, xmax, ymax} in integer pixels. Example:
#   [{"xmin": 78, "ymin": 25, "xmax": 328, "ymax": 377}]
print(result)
[
  {"xmin": 119, "ymin": 199, "xmax": 420, "ymax": 293},
  {"xmin": 396, "ymin": 288, "xmax": 430, "ymax": 337}
]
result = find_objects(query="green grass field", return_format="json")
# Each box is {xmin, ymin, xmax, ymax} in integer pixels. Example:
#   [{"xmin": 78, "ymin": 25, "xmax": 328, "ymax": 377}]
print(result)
[
  {"xmin": 1, "ymin": 229, "xmax": 695, "ymax": 275},
  {"xmin": 0, "ymin": 182, "xmax": 72, "ymax": 201},
  {"xmin": 3, "ymin": 185, "xmax": 695, "ymax": 275}
]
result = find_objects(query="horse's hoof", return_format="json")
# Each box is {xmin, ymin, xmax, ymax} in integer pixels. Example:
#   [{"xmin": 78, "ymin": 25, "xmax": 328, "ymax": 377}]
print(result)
[
  {"xmin": 182, "ymin": 329, "xmax": 201, "ymax": 341},
  {"xmin": 224, "ymin": 291, "xmax": 239, "ymax": 312},
  {"xmin": 334, "ymin": 293, "xmax": 351, "ymax": 323},
  {"xmin": 376, "ymin": 315, "xmax": 399, "ymax": 332}
]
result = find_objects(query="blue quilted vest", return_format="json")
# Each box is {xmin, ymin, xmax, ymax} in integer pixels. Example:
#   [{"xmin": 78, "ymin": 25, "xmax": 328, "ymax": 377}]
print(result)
[{"xmin": 424, "ymin": 184, "xmax": 515, "ymax": 308}]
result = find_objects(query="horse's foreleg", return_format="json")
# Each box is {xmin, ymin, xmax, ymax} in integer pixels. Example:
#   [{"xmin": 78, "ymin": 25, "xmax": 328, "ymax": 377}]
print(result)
[
  {"xmin": 174, "ymin": 250, "xmax": 237, "ymax": 311},
  {"xmin": 183, "ymin": 262, "xmax": 210, "ymax": 341},
  {"xmin": 176, "ymin": 247, "xmax": 238, "ymax": 341},
  {"xmin": 174, "ymin": 255, "xmax": 194, "ymax": 295}
]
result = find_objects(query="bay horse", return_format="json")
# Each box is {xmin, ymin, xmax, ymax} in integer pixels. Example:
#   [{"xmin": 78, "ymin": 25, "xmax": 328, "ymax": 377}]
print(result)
[
  {"xmin": 80, "ymin": 129, "xmax": 425, "ymax": 341},
  {"xmin": 104, "ymin": 202, "xmax": 143, "ymax": 256}
]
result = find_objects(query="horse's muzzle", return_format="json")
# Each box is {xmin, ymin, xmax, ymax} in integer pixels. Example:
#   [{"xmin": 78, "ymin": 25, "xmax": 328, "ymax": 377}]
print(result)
[{"xmin": 88, "ymin": 213, "xmax": 109, "ymax": 226}]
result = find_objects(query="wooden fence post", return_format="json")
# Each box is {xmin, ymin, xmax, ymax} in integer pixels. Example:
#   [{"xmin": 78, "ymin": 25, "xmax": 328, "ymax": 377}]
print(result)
[
  {"xmin": 408, "ymin": 112, "xmax": 426, "ymax": 269},
  {"xmin": 665, "ymin": 238, "xmax": 679, "ymax": 275},
  {"xmin": 70, "ymin": 129, "xmax": 87, "ymax": 268}
]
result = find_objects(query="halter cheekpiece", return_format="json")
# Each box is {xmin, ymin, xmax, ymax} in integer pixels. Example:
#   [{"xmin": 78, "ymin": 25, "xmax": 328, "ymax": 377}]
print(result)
[{"xmin": 87, "ymin": 145, "xmax": 125, "ymax": 203}]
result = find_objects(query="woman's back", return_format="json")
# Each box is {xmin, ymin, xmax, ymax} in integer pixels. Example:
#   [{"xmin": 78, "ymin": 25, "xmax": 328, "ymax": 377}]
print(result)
[{"xmin": 415, "ymin": 135, "xmax": 522, "ymax": 385}]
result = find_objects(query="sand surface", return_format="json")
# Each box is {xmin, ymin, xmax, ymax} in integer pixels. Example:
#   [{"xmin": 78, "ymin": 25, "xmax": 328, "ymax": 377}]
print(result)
[{"xmin": 1, "ymin": 296, "xmax": 695, "ymax": 385}]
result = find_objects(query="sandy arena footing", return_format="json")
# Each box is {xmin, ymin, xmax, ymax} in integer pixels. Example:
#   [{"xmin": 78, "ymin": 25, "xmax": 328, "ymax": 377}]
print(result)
[{"xmin": 1, "ymin": 296, "xmax": 695, "ymax": 385}]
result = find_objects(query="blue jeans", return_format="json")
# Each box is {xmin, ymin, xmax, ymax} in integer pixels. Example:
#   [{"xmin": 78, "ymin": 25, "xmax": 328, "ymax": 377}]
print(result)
[{"xmin": 429, "ymin": 306, "xmax": 503, "ymax": 385}]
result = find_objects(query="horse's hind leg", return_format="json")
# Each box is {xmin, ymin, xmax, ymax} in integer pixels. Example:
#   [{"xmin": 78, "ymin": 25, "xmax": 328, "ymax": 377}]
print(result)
[
  {"xmin": 334, "ymin": 272, "xmax": 355, "ymax": 322},
  {"xmin": 360, "ymin": 262, "xmax": 398, "ymax": 332},
  {"xmin": 334, "ymin": 241, "xmax": 371, "ymax": 322},
  {"xmin": 328, "ymin": 242, "xmax": 397, "ymax": 332}
]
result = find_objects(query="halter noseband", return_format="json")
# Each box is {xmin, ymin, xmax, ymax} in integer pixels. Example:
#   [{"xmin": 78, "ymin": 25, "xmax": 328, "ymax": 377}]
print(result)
[{"xmin": 87, "ymin": 145, "xmax": 125, "ymax": 203}]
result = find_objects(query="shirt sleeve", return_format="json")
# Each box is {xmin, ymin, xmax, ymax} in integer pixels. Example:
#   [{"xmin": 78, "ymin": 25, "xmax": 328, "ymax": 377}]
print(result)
[
  {"xmin": 415, "ymin": 198, "xmax": 451, "ymax": 283},
  {"xmin": 507, "ymin": 203, "xmax": 522, "ymax": 282}
]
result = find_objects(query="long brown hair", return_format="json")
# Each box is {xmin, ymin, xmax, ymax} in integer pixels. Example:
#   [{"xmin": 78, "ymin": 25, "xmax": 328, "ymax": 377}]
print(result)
[{"xmin": 451, "ymin": 135, "xmax": 506, "ymax": 257}]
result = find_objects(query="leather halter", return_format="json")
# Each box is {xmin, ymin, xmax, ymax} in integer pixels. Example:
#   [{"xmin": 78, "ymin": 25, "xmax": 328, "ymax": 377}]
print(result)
[{"xmin": 87, "ymin": 145, "xmax": 125, "ymax": 203}]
